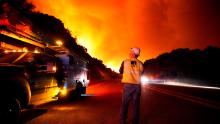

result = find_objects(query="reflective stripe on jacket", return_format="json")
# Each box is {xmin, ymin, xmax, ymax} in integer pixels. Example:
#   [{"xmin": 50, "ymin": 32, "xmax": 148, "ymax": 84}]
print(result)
[{"xmin": 120, "ymin": 58, "xmax": 144, "ymax": 84}]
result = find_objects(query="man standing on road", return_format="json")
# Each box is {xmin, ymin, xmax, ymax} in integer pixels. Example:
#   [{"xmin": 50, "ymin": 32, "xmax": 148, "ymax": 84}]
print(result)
[{"xmin": 119, "ymin": 47, "xmax": 144, "ymax": 124}]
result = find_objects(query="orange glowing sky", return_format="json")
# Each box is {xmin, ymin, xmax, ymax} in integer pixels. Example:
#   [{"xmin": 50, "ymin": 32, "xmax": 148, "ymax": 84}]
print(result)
[{"xmin": 29, "ymin": 0, "xmax": 220, "ymax": 71}]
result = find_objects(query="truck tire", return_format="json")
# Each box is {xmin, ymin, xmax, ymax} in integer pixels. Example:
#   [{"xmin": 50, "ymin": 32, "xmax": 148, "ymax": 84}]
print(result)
[
  {"xmin": 80, "ymin": 87, "xmax": 86, "ymax": 94},
  {"xmin": 0, "ymin": 98, "xmax": 21, "ymax": 123},
  {"xmin": 76, "ymin": 82, "xmax": 86, "ymax": 96}
]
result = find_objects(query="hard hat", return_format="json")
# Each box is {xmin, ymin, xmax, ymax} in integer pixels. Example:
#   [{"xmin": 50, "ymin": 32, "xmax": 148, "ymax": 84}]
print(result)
[{"xmin": 131, "ymin": 47, "xmax": 140, "ymax": 56}]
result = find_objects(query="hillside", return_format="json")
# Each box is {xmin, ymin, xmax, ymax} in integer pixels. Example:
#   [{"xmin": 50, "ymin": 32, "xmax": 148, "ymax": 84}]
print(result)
[{"xmin": 144, "ymin": 46, "xmax": 220, "ymax": 86}]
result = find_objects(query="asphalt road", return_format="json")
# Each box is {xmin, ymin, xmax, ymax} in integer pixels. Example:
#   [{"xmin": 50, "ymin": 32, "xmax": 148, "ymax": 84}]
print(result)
[{"xmin": 21, "ymin": 80, "xmax": 220, "ymax": 124}]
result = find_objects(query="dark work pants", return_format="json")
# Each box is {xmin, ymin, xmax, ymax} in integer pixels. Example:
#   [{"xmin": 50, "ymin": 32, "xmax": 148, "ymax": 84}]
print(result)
[{"xmin": 120, "ymin": 84, "xmax": 141, "ymax": 124}]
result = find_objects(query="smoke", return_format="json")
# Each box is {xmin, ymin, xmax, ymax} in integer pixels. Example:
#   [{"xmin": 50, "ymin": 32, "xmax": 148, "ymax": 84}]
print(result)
[{"xmin": 30, "ymin": 0, "xmax": 220, "ymax": 71}]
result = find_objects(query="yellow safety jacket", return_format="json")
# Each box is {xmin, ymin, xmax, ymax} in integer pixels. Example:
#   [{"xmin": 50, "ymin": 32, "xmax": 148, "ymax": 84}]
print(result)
[{"xmin": 120, "ymin": 58, "xmax": 144, "ymax": 84}]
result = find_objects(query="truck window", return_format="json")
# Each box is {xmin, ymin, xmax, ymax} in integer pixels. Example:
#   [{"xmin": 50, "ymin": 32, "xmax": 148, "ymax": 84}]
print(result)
[{"xmin": 34, "ymin": 54, "xmax": 56, "ymax": 73}]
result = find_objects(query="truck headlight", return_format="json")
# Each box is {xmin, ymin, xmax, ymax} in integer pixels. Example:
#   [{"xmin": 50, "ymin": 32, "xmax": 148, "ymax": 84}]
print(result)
[
  {"xmin": 60, "ymin": 87, "xmax": 67, "ymax": 96},
  {"xmin": 141, "ymin": 76, "xmax": 149, "ymax": 84}
]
